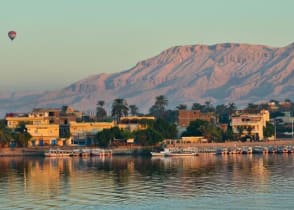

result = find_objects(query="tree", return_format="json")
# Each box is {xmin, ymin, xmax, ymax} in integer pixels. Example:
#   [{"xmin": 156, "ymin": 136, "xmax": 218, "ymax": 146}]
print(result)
[
  {"xmin": 182, "ymin": 120, "xmax": 209, "ymax": 137},
  {"xmin": 191, "ymin": 103, "xmax": 205, "ymax": 111},
  {"xmin": 182, "ymin": 119, "xmax": 223, "ymax": 142},
  {"xmin": 215, "ymin": 104, "xmax": 229, "ymax": 124},
  {"xmin": 203, "ymin": 100, "xmax": 215, "ymax": 113},
  {"xmin": 95, "ymin": 127, "xmax": 131, "ymax": 147},
  {"xmin": 227, "ymin": 102, "xmax": 237, "ymax": 114},
  {"xmin": 134, "ymin": 128, "xmax": 163, "ymax": 146},
  {"xmin": 0, "ymin": 129, "xmax": 11, "ymax": 147},
  {"xmin": 14, "ymin": 122, "xmax": 32, "ymax": 147},
  {"xmin": 263, "ymin": 122, "xmax": 274, "ymax": 139},
  {"xmin": 129, "ymin": 105, "xmax": 139, "ymax": 116},
  {"xmin": 152, "ymin": 119, "xmax": 178, "ymax": 139},
  {"xmin": 111, "ymin": 98, "xmax": 129, "ymax": 123},
  {"xmin": 0, "ymin": 120, "xmax": 12, "ymax": 147},
  {"xmin": 246, "ymin": 103, "xmax": 259, "ymax": 111},
  {"xmin": 96, "ymin": 100, "xmax": 107, "ymax": 121},
  {"xmin": 149, "ymin": 95, "xmax": 168, "ymax": 119},
  {"xmin": 236, "ymin": 126, "xmax": 244, "ymax": 141},
  {"xmin": 176, "ymin": 104, "xmax": 187, "ymax": 110}
]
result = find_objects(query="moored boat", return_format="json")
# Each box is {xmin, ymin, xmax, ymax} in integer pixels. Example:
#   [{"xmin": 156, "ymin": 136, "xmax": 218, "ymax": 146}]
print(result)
[
  {"xmin": 45, "ymin": 149, "xmax": 72, "ymax": 157},
  {"xmin": 151, "ymin": 148, "xmax": 170, "ymax": 157},
  {"xmin": 91, "ymin": 148, "xmax": 112, "ymax": 157}
]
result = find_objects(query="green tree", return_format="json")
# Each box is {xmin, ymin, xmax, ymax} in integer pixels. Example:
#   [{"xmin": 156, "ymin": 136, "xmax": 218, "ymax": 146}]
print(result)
[
  {"xmin": 96, "ymin": 100, "xmax": 107, "ymax": 121},
  {"xmin": 95, "ymin": 127, "xmax": 130, "ymax": 147},
  {"xmin": 191, "ymin": 103, "xmax": 205, "ymax": 111},
  {"xmin": 149, "ymin": 95, "xmax": 168, "ymax": 119},
  {"xmin": 129, "ymin": 105, "xmax": 139, "ymax": 116},
  {"xmin": 182, "ymin": 119, "xmax": 223, "ymax": 142},
  {"xmin": 182, "ymin": 119, "xmax": 209, "ymax": 136},
  {"xmin": 246, "ymin": 103, "xmax": 259, "ymax": 111},
  {"xmin": 176, "ymin": 104, "xmax": 187, "ymax": 110},
  {"xmin": 134, "ymin": 128, "xmax": 163, "ymax": 146},
  {"xmin": 215, "ymin": 104, "xmax": 229, "ymax": 123},
  {"xmin": 14, "ymin": 122, "xmax": 32, "ymax": 147},
  {"xmin": 0, "ymin": 128, "xmax": 11, "ymax": 147},
  {"xmin": 236, "ymin": 126, "xmax": 245, "ymax": 141},
  {"xmin": 164, "ymin": 109, "xmax": 178, "ymax": 124},
  {"xmin": 203, "ymin": 100, "xmax": 215, "ymax": 113},
  {"xmin": 152, "ymin": 119, "xmax": 178, "ymax": 139},
  {"xmin": 263, "ymin": 122, "xmax": 275, "ymax": 139},
  {"xmin": 111, "ymin": 98, "xmax": 129, "ymax": 123}
]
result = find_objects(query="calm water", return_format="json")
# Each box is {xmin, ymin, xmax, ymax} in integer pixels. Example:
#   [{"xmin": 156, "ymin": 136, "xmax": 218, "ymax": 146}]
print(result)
[{"xmin": 0, "ymin": 154, "xmax": 294, "ymax": 210}]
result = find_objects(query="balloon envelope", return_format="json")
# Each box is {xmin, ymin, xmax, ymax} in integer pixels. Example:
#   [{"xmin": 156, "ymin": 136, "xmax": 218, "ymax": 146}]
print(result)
[{"xmin": 8, "ymin": 31, "xmax": 16, "ymax": 40}]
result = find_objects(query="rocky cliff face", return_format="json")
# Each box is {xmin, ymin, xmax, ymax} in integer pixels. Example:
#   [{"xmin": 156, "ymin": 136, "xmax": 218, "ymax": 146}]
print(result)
[{"xmin": 1, "ymin": 42, "xmax": 294, "ymax": 115}]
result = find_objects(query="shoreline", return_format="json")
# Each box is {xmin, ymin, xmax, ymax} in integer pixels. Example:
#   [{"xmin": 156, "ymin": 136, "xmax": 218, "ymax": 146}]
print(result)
[{"xmin": 0, "ymin": 139, "xmax": 293, "ymax": 156}]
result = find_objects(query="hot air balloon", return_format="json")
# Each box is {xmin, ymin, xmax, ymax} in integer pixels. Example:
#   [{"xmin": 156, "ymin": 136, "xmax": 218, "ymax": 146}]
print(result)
[{"xmin": 8, "ymin": 31, "xmax": 16, "ymax": 41}]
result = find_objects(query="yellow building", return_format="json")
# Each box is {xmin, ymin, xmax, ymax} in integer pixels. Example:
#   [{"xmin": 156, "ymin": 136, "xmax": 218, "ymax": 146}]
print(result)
[
  {"xmin": 5, "ymin": 114, "xmax": 49, "ymax": 129},
  {"xmin": 69, "ymin": 121, "xmax": 114, "ymax": 145},
  {"xmin": 118, "ymin": 116, "xmax": 155, "ymax": 131},
  {"xmin": 70, "ymin": 121, "xmax": 114, "ymax": 134},
  {"xmin": 26, "ymin": 124, "xmax": 60, "ymax": 146},
  {"xmin": 231, "ymin": 109, "xmax": 270, "ymax": 140}
]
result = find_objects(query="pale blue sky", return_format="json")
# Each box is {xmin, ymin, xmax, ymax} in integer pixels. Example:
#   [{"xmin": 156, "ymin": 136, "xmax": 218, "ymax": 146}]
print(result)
[{"xmin": 1, "ymin": 0, "xmax": 294, "ymax": 91}]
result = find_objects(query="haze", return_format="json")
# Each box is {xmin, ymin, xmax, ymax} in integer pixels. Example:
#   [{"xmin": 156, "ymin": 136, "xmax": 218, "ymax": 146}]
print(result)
[{"xmin": 1, "ymin": 0, "xmax": 294, "ymax": 91}]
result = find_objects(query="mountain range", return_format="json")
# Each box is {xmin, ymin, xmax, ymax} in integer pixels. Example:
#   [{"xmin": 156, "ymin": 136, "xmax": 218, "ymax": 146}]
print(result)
[{"xmin": 1, "ymin": 42, "xmax": 294, "ymax": 116}]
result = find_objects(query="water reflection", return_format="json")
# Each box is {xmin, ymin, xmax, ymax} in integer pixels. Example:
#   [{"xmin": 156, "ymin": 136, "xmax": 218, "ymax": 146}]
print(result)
[{"xmin": 0, "ymin": 154, "xmax": 294, "ymax": 209}]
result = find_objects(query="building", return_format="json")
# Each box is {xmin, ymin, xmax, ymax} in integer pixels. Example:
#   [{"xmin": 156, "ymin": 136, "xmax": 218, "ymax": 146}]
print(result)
[
  {"xmin": 118, "ymin": 116, "xmax": 155, "ymax": 131},
  {"xmin": 231, "ymin": 109, "xmax": 270, "ymax": 140},
  {"xmin": 70, "ymin": 121, "xmax": 114, "ymax": 145},
  {"xmin": 26, "ymin": 124, "xmax": 60, "ymax": 146},
  {"xmin": 5, "ymin": 106, "xmax": 83, "ymax": 146},
  {"xmin": 178, "ymin": 110, "xmax": 216, "ymax": 127}
]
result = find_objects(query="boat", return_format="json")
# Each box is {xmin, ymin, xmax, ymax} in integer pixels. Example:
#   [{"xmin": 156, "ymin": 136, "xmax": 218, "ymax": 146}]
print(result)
[
  {"xmin": 164, "ymin": 148, "xmax": 198, "ymax": 157},
  {"xmin": 44, "ymin": 149, "xmax": 72, "ymax": 157},
  {"xmin": 150, "ymin": 148, "xmax": 170, "ymax": 156},
  {"xmin": 164, "ymin": 151, "xmax": 198, "ymax": 157},
  {"xmin": 91, "ymin": 148, "xmax": 112, "ymax": 157},
  {"xmin": 80, "ymin": 148, "xmax": 91, "ymax": 156},
  {"xmin": 71, "ymin": 149, "xmax": 81, "ymax": 156}
]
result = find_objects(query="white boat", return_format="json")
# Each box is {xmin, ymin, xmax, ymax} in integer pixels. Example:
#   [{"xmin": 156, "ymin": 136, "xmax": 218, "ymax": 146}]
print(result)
[
  {"xmin": 44, "ymin": 149, "xmax": 72, "ymax": 157},
  {"xmin": 71, "ymin": 149, "xmax": 81, "ymax": 156},
  {"xmin": 165, "ymin": 151, "xmax": 198, "ymax": 157},
  {"xmin": 150, "ymin": 148, "xmax": 170, "ymax": 156},
  {"xmin": 151, "ymin": 148, "xmax": 198, "ymax": 157},
  {"xmin": 80, "ymin": 148, "xmax": 91, "ymax": 156},
  {"xmin": 91, "ymin": 148, "xmax": 112, "ymax": 157}
]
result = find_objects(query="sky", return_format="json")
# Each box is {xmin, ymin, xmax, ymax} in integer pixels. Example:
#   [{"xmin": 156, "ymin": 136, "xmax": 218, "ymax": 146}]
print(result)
[{"xmin": 1, "ymin": 0, "xmax": 294, "ymax": 91}]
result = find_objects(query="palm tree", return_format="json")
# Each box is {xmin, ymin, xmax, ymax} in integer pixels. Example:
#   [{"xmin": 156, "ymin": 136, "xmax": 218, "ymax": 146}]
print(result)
[
  {"xmin": 96, "ymin": 100, "xmax": 107, "ymax": 121},
  {"xmin": 129, "ymin": 105, "xmax": 139, "ymax": 116},
  {"xmin": 227, "ymin": 102, "xmax": 237, "ymax": 120},
  {"xmin": 191, "ymin": 103, "xmax": 205, "ymax": 111},
  {"xmin": 246, "ymin": 103, "xmax": 259, "ymax": 112},
  {"xmin": 149, "ymin": 95, "xmax": 168, "ymax": 119},
  {"xmin": 97, "ymin": 100, "xmax": 105, "ymax": 107},
  {"xmin": 111, "ymin": 98, "xmax": 129, "ymax": 123},
  {"xmin": 176, "ymin": 104, "xmax": 187, "ymax": 110}
]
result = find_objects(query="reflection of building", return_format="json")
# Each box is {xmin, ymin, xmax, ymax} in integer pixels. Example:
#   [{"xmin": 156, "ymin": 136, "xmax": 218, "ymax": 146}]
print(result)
[
  {"xmin": 178, "ymin": 110, "xmax": 216, "ymax": 127},
  {"xmin": 118, "ymin": 116, "xmax": 155, "ymax": 131},
  {"xmin": 231, "ymin": 109, "xmax": 270, "ymax": 140}
]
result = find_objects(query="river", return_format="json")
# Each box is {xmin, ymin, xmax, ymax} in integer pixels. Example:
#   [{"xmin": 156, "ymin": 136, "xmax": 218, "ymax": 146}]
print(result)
[{"xmin": 0, "ymin": 154, "xmax": 293, "ymax": 209}]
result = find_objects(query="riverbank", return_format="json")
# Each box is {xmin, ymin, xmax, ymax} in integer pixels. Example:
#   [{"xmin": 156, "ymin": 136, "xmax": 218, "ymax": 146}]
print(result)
[
  {"xmin": 0, "ymin": 139, "xmax": 293, "ymax": 156},
  {"xmin": 0, "ymin": 145, "xmax": 153, "ymax": 156}
]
